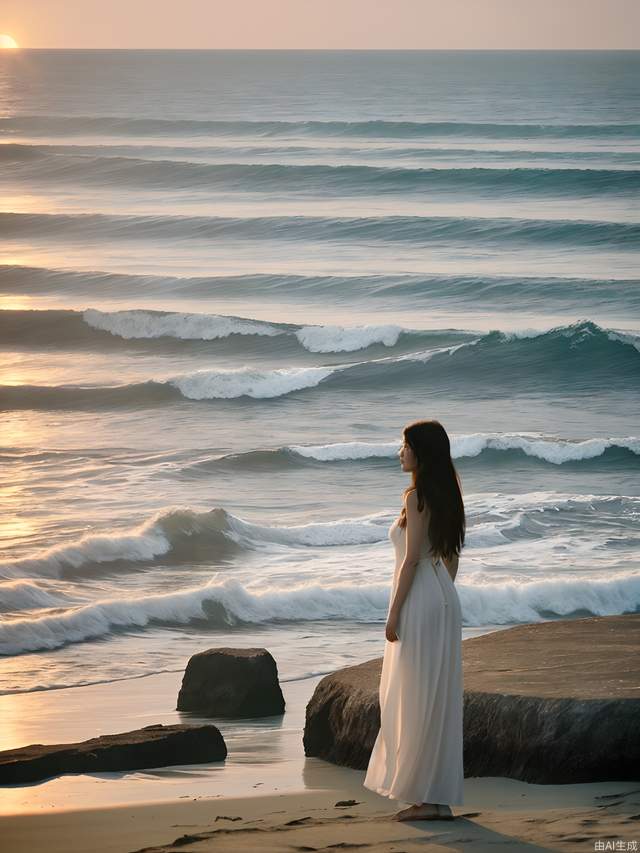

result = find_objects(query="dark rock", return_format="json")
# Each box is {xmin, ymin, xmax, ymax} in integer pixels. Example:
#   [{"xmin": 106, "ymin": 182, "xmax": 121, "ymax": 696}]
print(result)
[
  {"xmin": 303, "ymin": 658, "xmax": 381, "ymax": 770},
  {"xmin": 177, "ymin": 647, "xmax": 285, "ymax": 718},
  {"xmin": 0, "ymin": 723, "xmax": 226, "ymax": 785},
  {"xmin": 303, "ymin": 614, "xmax": 640, "ymax": 784}
]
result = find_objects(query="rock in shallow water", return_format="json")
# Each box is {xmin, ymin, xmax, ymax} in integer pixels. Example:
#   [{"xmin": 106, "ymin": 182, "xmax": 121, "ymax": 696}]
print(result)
[
  {"xmin": 0, "ymin": 723, "xmax": 227, "ymax": 785},
  {"xmin": 177, "ymin": 647, "xmax": 285, "ymax": 718},
  {"xmin": 304, "ymin": 657, "xmax": 381, "ymax": 771},
  {"xmin": 304, "ymin": 614, "xmax": 640, "ymax": 784}
]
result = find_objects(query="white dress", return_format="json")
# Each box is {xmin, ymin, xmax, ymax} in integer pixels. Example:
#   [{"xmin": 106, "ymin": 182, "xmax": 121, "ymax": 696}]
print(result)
[{"xmin": 363, "ymin": 517, "xmax": 465, "ymax": 806}]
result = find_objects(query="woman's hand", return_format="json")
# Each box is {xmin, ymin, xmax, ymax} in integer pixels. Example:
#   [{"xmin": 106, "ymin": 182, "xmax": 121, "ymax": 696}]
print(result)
[{"xmin": 385, "ymin": 612, "xmax": 399, "ymax": 642}]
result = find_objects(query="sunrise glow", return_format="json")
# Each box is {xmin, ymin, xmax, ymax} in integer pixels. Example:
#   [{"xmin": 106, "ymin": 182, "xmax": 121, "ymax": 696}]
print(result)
[{"xmin": 0, "ymin": 34, "xmax": 19, "ymax": 49}]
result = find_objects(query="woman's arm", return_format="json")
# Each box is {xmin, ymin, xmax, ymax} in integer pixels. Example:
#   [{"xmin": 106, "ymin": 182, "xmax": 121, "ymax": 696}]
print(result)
[{"xmin": 385, "ymin": 490, "xmax": 428, "ymax": 642}]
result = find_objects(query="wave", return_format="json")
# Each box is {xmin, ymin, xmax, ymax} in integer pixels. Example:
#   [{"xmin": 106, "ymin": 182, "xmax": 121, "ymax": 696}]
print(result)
[
  {"xmin": 1, "ymin": 568, "xmax": 639, "ymax": 656},
  {"xmin": 0, "ymin": 506, "xmax": 389, "ymax": 581},
  {"xmin": 0, "ymin": 508, "xmax": 241, "ymax": 580},
  {"xmin": 0, "ymin": 579, "xmax": 69, "ymax": 612},
  {"xmin": 294, "ymin": 323, "xmax": 405, "ymax": 352},
  {"xmin": 0, "ymin": 306, "xmax": 469, "ymax": 355},
  {"xmin": 5, "ymin": 155, "xmax": 640, "ymax": 197},
  {"xmin": 83, "ymin": 309, "xmax": 439, "ymax": 355},
  {"xmin": 1, "ymin": 491, "xmax": 635, "ymax": 579},
  {"xmin": 0, "ymin": 577, "xmax": 390, "ymax": 655},
  {"xmin": 169, "ymin": 364, "xmax": 338, "ymax": 399},
  {"xmin": 459, "ymin": 570, "xmax": 640, "ymax": 626},
  {"xmin": 22, "ymin": 308, "xmax": 640, "ymax": 356},
  {"xmin": 4, "ymin": 141, "xmax": 640, "ymax": 168},
  {"xmin": 2, "ymin": 265, "xmax": 638, "ymax": 315},
  {"xmin": 0, "ymin": 435, "xmax": 636, "ymax": 484},
  {"xmin": 292, "ymin": 434, "xmax": 640, "ymax": 465},
  {"xmin": 183, "ymin": 434, "xmax": 640, "ymax": 477},
  {"xmin": 3, "ymin": 212, "xmax": 639, "ymax": 253},
  {"xmin": 1, "ymin": 321, "xmax": 637, "ymax": 409},
  {"xmin": 82, "ymin": 307, "xmax": 285, "ymax": 341},
  {"xmin": 3, "ymin": 115, "xmax": 639, "ymax": 140}
]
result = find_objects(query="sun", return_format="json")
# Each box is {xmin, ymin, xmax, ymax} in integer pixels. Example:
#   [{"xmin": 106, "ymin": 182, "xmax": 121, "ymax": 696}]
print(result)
[{"xmin": 0, "ymin": 34, "xmax": 19, "ymax": 49}]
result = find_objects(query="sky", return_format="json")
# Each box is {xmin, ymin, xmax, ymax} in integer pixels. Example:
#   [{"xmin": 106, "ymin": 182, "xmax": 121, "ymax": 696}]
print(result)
[{"xmin": 1, "ymin": 0, "xmax": 639, "ymax": 49}]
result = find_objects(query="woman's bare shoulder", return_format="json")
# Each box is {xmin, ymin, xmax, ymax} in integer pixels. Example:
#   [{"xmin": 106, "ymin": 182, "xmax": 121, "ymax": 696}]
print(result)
[{"xmin": 403, "ymin": 488, "xmax": 430, "ymax": 518}]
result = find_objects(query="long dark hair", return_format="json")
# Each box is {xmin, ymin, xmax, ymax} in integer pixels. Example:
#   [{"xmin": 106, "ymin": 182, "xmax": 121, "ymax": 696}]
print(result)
[{"xmin": 397, "ymin": 419, "xmax": 465, "ymax": 560}]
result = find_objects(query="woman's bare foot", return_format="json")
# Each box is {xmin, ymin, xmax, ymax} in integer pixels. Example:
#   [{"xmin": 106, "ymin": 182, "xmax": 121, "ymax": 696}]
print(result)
[{"xmin": 393, "ymin": 803, "xmax": 440, "ymax": 821}]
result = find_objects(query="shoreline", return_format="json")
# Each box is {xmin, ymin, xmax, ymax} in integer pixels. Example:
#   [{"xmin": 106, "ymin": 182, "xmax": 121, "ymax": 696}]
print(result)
[
  {"xmin": 2, "ymin": 776, "xmax": 639, "ymax": 853},
  {"xmin": 0, "ymin": 623, "xmax": 503, "ymax": 813},
  {"xmin": 0, "ymin": 672, "xmax": 327, "ymax": 814},
  {"xmin": 1, "ymin": 618, "xmax": 639, "ymax": 850}
]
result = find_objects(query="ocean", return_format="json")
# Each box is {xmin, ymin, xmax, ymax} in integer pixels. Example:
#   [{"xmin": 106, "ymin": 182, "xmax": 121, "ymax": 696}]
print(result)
[{"xmin": 0, "ymin": 49, "xmax": 639, "ymax": 701}]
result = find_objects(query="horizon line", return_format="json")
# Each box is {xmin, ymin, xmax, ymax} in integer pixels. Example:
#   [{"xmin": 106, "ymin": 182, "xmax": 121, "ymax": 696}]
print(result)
[{"xmin": 5, "ymin": 47, "xmax": 640, "ymax": 52}]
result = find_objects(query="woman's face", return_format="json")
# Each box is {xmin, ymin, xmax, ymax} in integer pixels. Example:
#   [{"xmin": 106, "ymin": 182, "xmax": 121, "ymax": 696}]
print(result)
[{"xmin": 399, "ymin": 435, "xmax": 418, "ymax": 472}]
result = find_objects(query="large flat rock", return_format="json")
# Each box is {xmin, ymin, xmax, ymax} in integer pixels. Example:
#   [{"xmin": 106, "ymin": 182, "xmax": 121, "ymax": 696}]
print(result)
[
  {"xmin": 304, "ymin": 614, "xmax": 640, "ymax": 784},
  {"xmin": 0, "ymin": 723, "xmax": 227, "ymax": 785}
]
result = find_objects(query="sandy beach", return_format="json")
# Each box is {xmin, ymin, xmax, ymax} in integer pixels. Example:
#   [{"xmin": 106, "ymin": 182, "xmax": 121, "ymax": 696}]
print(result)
[
  {"xmin": 1, "ymin": 665, "xmax": 639, "ymax": 852},
  {"xmin": 3, "ymin": 768, "xmax": 640, "ymax": 852}
]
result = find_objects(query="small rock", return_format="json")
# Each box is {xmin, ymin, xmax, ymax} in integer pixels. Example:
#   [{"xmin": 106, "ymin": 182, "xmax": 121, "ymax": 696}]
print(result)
[{"xmin": 177, "ymin": 647, "xmax": 285, "ymax": 718}]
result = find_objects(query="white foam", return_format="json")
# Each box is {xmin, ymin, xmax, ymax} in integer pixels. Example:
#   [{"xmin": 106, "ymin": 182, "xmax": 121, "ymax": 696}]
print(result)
[
  {"xmin": 226, "ymin": 510, "xmax": 389, "ymax": 548},
  {"xmin": 458, "ymin": 570, "xmax": 640, "ymax": 626},
  {"xmin": 607, "ymin": 328, "xmax": 640, "ymax": 352},
  {"xmin": 498, "ymin": 320, "xmax": 640, "ymax": 352},
  {"xmin": 0, "ymin": 510, "xmax": 173, "ymax": 579},
  {"xmin": 287, "ymin": 433, "xmax": 640, "ymax": 464},
  {"xmin": 296, "ymin": 324, "xmax": 403, "ymax": 352},
  {"xmin": 290, "ymin": 441, "xmax": 399, "ymax": 461},
  {"xmin": 0, "ymin": 579, "xmax": 67, "ymax": 611},
  {"xmin": 164, "ymin": 340, "xmax": 481, "ymax": 400},
  {"xmin": 80, "ymin": 313, "xmax": 640, "ymax": 360},
  {"xmin": 0, "ymin": 506, "xmax": 393, "ymax": 580},
  {"xmin": 83, "ymin": 308, "xmax": 282, "ymax": 340},
  {"xmin": 463, "ymin": 524, "xmax": 512, "ymax": 548},
  {"xmin": 3, "ymin": 493, "xmax": 636, "ymax": 587},
  {"xmin": 169, "ymin": 365, "xmax": 335, "ymax": 399},
  {"xmin": 499, "ymin": 320, "xmax": 595, "ymax": 342},
  {"xmin": 394, "ymin": 339, "xmax": 480, "ymax": 362},
  {"xmin": 468, "ymin": 489, "xmax": 637, "ymax": 515},
  {"xmin": 2, "ymin": 569, "xmax": 639, "ymax": 655},
  {"xmin": 171, "ymin": 338, "xmax": 479, "ymax": 404},
  {"xmin": 499, "ymin": 327, "xmax": 548, "ymax": 340},
  {"xmin": 452, "ymin": 433, "xmax": 640, "ymax": 464},
  {"xmin": 0, "ymin": 578, "xmax": 392, "ymax": 655}
]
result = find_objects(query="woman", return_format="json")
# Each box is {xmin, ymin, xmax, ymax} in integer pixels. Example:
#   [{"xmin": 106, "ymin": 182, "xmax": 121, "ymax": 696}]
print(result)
[{"xmin": 364, "ymin": 419, "xmax": 465, "ymax": 821}]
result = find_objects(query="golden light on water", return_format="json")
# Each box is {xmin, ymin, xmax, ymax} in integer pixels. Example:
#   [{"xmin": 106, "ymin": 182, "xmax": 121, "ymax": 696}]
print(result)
[
  {"xmin": 0, "ymin": 296, "xmax": 38, "ymax": 310},
  {"xmin": 0, "ymin": 486, "xmax": 36, "ymax": 544},
  {"xmin": 0, "ymin": 34, "xmax": 19, "ymax": 49}
]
